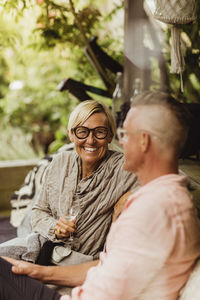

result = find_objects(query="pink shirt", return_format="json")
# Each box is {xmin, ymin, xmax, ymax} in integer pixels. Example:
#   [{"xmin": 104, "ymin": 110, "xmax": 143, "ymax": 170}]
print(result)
[{"xmin": 61, "ymin": 174, "xmax": 200, "ymax": 300}]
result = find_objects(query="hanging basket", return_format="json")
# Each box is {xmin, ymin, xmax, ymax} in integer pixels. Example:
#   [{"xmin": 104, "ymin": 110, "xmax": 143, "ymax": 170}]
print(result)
[
  {"xmin": 153, "ymin": 0, "xmax": 196, "ymax": 92},
  {"xmin": 154, "ymin": 0, "xmax": 196, "ymax": 25}
]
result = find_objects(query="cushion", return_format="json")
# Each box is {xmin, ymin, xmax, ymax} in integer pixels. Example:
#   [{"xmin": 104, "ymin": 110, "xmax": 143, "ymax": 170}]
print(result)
[{"xmin": 179, "ymin": 260, "xmax": 200, "ymax": 300}]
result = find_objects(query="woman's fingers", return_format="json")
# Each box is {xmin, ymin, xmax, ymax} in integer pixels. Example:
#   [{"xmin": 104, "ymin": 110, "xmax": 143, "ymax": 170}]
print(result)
[
  {"xmin": 55, "ymin": 217, "xmax": 76, "ymax": 237},
  {"xmin": 55, "ymin": 228, "xmax": 67, "ymax": 238}
]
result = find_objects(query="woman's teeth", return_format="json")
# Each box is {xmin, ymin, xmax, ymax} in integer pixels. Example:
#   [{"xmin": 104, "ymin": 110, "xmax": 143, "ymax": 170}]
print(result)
[{"xmin": 84, "ymin": 147, "xmax": 97, "ymax": 152}]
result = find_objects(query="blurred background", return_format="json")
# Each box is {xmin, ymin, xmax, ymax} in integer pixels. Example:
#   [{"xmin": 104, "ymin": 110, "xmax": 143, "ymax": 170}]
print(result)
[{"xmin": 0, "ymin": 0, "xmax": 200, "ymax": 161}]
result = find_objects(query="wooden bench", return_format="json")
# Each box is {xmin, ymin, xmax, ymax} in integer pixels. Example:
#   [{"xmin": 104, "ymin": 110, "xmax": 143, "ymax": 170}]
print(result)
[{"xmin": 0, "ymin": 159, "xmax": 38, "ymax": 216}]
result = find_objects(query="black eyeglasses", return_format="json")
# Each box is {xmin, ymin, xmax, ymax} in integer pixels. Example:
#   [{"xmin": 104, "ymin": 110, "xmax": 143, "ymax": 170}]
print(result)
[{"xmin": 72, "ymin": 126, "xmax": 109, "ymax": 140}]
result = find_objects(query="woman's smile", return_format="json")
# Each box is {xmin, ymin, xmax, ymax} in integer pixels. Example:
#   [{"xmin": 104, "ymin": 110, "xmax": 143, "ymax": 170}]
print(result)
[
  {"xmin": 71, "ymin": 112, "xmax": 112, "ymax": 177},
  {"xmin": 83, "ymin": 147, "xmax": 98, "ymax": 152}
]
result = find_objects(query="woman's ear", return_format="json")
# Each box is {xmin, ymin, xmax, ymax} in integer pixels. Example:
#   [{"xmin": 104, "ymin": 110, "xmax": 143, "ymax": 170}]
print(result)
[
  {"xmin": 107, "ymin": 135, "xmax": 113, "ymax": 144},
  {"xmin": 67, "ymin": 129, "xmax": 74, "ymax": 142}
]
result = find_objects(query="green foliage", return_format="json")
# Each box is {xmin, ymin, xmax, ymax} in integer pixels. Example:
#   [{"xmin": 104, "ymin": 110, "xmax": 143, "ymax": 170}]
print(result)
[
  {"xmin": 0, "ymin": 125, "xmax": 43, "ymax": 160},
  {"xmin": 1, "ymin": 0, "xmax": 199, "ymax": 161},
  {"xmin": 0, "ymin": 17, "xmax": 22, "ymax": 99},
  {"xmin": 0, "ymin": 0, "xmax": 123, "ymax": 159},
  {"xmin": 0, "ymin": 45, "xmax": 78, "ymax": 154},
  {"xmin": 0, "ymin": 57, "xmax": 9, "ymax": 99}
]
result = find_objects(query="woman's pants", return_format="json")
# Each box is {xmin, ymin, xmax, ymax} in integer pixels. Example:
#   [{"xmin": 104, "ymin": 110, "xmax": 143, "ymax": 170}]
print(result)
[{"xmin": 0, "ymin": 257, "xmax": 61, "ymax": 300}]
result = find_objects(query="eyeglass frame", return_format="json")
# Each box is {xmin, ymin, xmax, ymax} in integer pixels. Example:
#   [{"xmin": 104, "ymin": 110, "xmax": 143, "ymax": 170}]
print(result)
[
  {"xmin": 72, "ymin": 126, "xmax": 109, "ymax": 140},
  {"xmin": 116, "ymin": 128, "xmax": 127, "ymax": 141},
  {"xmin": 117, "ymin": 127, "xmax": 160, "ymax": 141}
]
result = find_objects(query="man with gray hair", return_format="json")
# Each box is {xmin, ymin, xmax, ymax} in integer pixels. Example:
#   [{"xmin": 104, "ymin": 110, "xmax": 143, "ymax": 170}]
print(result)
[{"xmin": 1, "ymin": 91, "xmax": 200, "ymax": 300}]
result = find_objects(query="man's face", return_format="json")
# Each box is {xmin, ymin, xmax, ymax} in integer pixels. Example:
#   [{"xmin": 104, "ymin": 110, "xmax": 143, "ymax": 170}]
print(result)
[{"xmin": 120, "ymin": 107, "xmax": 143, "ymax": 173}]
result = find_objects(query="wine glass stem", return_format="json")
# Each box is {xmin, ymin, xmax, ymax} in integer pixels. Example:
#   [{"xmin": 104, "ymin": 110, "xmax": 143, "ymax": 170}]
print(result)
[{"xmin": 69, "ymin": 232, "xmax": 73, "ymax": 242}]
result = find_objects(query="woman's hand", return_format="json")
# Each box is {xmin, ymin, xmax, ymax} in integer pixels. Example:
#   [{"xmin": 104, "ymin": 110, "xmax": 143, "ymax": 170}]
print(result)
[{"xmin": 55, "ymin": 217, "xmax": 76, "ymax": 238}]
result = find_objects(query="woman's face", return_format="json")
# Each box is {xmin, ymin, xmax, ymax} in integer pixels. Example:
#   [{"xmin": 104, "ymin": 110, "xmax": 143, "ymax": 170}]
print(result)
[{"xmin": 71, "ymin": 112, "xmax": 112, "ymax": 167}]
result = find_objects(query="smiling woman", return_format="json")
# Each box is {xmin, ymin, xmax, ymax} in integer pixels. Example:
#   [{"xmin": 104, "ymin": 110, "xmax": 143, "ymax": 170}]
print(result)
[
  {"xmin": 69, "ymin": 112, "xmax": 112, "ymax": 178},
  {"xmin": 66, "ymin": 100, "xmax": 114, "ymax": 179},
  {"xmin": 30, "ymin": 100, "xmax": 138, "ymax": 260},
  {"xmin": 0, "ymin": 100, "xmax": 138, "ymax": 271}
]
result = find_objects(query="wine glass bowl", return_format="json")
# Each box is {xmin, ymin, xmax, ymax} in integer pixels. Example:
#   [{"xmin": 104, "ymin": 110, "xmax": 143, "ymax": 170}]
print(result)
[
  {"xmin": 64, "ymin": 204, "xmax": 80, "ymax": 222},
  {"xmin": 64, "ymin": 203, "xmax": 80, "ymax": 249}
]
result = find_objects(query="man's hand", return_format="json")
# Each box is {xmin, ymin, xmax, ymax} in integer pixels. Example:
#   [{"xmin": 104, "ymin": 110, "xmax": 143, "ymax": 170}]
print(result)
[
  {"xmin": 2, "ymin": 256, "xmax": 43, "ymax": 281},
  {"xmin": 55, "ymin": 217, "xmax": 76, "ymax": 238},
  {"xmin": 2, "ymin": 256, "xmax": 99, "ymax": 286}
]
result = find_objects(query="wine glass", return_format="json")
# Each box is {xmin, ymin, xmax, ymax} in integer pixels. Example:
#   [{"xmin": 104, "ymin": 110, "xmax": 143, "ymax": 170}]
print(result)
[{"xmin": 64, "ymin": 203, "xmax": 80, "ymax": 249}]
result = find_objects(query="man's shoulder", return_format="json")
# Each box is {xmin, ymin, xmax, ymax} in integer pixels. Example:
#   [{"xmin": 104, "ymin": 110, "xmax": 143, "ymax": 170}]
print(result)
[
  {"xmin": 120, "ymin": 175, "xmax": 191, "ymax": 232},
  {"xmin": 128, "ymin": 174, "xmax": 189, "ymax": 210},
  {"xmin": 143, "ymin": 174, "xmax": 188, "ymax": 195},
  {"xmin": 135, "ymin": 174, "xmax": 192, "ymax": 217}
]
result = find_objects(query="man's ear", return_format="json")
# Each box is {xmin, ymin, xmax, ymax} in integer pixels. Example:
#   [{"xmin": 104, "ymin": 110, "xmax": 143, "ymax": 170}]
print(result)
[
  {"xmin": 140, "ymin": 131, "xmax": 150, "ymax": 153},
  {"xmin": 67, "ymin": 129, "xmax": 74, "ymax": 142}
]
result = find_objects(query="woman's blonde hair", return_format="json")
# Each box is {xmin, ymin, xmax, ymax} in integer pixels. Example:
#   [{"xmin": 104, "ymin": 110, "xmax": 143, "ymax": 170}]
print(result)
[{"xmin": 67, "ymin": 100, "xmax": 116, "ymax": 140}]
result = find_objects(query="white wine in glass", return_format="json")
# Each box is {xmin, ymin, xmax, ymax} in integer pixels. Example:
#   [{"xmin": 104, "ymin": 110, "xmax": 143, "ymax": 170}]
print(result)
[{"xmin": 64, "ymin": 203, "xmax": 80, "ymax": 248}]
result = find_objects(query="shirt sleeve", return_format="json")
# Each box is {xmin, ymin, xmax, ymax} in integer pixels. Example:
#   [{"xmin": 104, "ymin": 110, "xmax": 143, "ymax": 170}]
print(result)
[
  {"xmin": 31, "ymin": 163, "xmax": 59, "ymax": 242},
  {"xmin": 60, "ymin": 194, "xmax": 176, "ymax": 300}
]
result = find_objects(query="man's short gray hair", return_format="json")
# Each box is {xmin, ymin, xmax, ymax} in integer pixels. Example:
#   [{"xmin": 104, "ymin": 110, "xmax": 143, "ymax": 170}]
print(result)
[{"xmin": 131, "ymin": 91, "xmax": 190, "ymax": 157}]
